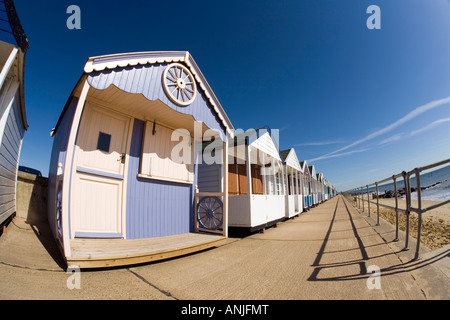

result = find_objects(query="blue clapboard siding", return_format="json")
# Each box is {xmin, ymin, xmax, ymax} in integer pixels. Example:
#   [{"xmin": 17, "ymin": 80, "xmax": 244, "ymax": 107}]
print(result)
[
  {"xmin": 0, "ymin": 93, "xmax": 24, "ymax": 225},
  {"xmin": 126, "ymin": 119, "xmax": 194, "ymax": 239},
  {"xmin": 87, "ymin": 63, "xmax": 227, "ymax": 140},
  {"xmin": 47, "ymin": 97, "xmax": 78, "ymax": 238}
]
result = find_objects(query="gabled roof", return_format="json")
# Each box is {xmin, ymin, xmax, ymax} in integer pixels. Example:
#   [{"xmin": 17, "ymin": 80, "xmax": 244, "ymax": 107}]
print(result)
[
  {"xmin": 300, "ymin": 161, "xmax": 310, "ymax": 176},
  {"xmin": 280, "ymin": 148, "xmax": 302, "ymax": 171},
  {"xmin": 0, "ymin": 0, "xmax": 28, "ymax": 129},
  {"xmin": 309, "ymin": 165, "xmax": 317, "ymax": 179},
  {"xmin": 280, "ymin": 150, "xmax": 290, "ymax": 161},
  {"xmin": 232, "ymin": 127, "xmax": 281, "ymax": 162},
  {"xmin": 0, "ymin": 0, "xmax": 28, "ymax": 52},
  {"xmin": 83, "ymin": 51, "xmax": 234, "ymax": 137},
  {"xmin": 53, "ymin": 51, "xmax": 234, "ymax": 138}
]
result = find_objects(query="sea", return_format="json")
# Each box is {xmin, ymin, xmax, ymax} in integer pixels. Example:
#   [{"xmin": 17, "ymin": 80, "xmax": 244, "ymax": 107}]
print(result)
[{"xmin": 372, "ymin": 164, "xmax": 450, "ymax": 202}]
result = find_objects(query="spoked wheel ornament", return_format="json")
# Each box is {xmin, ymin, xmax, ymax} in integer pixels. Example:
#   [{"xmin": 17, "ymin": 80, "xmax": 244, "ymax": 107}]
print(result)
[
  {"xmin": 197, "ymin": 197, "xmax": 224, "ymax": 231},
  {"xmin": 162, "ymin": 63, "xmax": 197, "ymax": 106}
]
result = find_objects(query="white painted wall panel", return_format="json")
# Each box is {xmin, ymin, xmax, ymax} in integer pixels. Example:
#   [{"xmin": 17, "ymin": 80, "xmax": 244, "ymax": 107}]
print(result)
[
  {"xmin": 250, "ymin": 195, "xmax": 285, "ymax": 227},
  {"xmin": 228, "ymin": 194, "xmax": 251, "ymax": 227},
  {"xmin": 141, "ymin": 121, "xmax": 194, "ymax": 184}
]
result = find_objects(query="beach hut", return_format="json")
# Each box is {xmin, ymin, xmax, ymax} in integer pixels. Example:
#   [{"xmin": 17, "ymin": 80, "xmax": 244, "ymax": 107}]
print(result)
[
  {"xmin": 328, "ymin": 180, "xmax": 335, "ymax": 199},
  {"xmin": 280, "ymin": 148, "xmax": 303, "ymax": 218},
  {"xmin": 47, "ymin": 51, "xmax": 234, "ymax": 268},
  {"xmin": 0, "ymin": 0, "xmax": 28, "ymax": 227},
  {"xmin": 323, "ymin": 178, "xmax": 329, "ymax": 201},
  {"xmin": 308, "ymin": 165, "xmax": 318, "ymax": 206},
  {"xmin": 317, "ymin": 173, "xmax": 324, "ymax": 203},
  {"xmin": 300, "ymin": 161, "xmax": 312, "ymax": 209},
  {"xmin": 227, "ymin": 127, "xmax": 286, "ymax": 232}
]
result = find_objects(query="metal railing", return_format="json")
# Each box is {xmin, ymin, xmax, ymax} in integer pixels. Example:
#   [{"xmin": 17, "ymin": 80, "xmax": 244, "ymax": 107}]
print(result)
[{"xmin": 346, "ymin": 157, "xmax": 450, "ymax": 261}]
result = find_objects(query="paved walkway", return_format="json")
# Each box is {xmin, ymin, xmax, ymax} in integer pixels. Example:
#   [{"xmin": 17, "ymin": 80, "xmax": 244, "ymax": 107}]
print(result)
[{"xmin": 0, "ymin": 195, "xmax": 448, "ymax": 300}]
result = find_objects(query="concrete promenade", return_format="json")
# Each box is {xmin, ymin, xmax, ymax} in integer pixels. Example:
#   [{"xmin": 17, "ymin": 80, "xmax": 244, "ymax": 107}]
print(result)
[{"xmin": 0, "ymin": 195, "xmax": 448, "ymax": 300}]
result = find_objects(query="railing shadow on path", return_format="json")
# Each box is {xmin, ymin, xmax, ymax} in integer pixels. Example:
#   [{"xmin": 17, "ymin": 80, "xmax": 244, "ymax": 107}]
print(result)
[{"xmin": 307, "ymin": 196, "xmax": 449, "ymax": 282}]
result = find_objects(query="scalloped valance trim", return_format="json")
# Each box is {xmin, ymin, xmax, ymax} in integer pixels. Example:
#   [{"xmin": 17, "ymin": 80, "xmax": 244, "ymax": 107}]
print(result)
[{"xmin": 84, "ymin": 51, "xmax": 234, "ymax": 138}]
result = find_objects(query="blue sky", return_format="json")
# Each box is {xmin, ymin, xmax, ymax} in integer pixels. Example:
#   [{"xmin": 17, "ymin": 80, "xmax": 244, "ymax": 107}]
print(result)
[{"xmin": 15, "ymin": 0, "xmax": 450, "ymax": 192}]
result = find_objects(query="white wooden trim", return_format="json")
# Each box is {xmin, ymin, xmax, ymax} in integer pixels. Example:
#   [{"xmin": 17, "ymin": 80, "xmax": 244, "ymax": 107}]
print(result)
[
  {"xmin": 222, "ymin": 140, "xmax": 229, "ymax": 238},
  {"xmin": 0, "ymin": 47, "xmax": 18, "ymax": 92},
  {"xmin": 262, "ymin": 152, "xmax": 267, "ymax": 195},
  {"xmin": 0, "ymin": 80, "xmax": 19, "ymax": 144},
  {"xmin": 246, "ymin": 144, "xmax": 252, "ymax": 214},
  {"xmin": 137, "ymin": 173, "xmax": 194, "ymax": 185},
  {"xmin": 121, "ymin": 119, "xmax": 134, "ymax": 239},
  {"xmin": 62, "ymin": 80, "xmax": 90, "ymax": 258},
  {"xmin": 285, "ymin": 166, "xmax": 289, "ymax": 195},
  {"xmin": 246, "ymin": 144, "xmax": 252, "ymax": 196},
  {"xmin": 271, "ymin": 158, "xmax": 276, "ymax": 196}
]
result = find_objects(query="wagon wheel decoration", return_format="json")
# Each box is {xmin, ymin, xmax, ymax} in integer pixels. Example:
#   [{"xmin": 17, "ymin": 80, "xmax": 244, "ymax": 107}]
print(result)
[
  {"xmin": 197, "ymin": 196, "xmax": 224, "ymax": 231},
  {"xmin": 163, "ymin": 63, "xmax": 197, "ymax": 106}
]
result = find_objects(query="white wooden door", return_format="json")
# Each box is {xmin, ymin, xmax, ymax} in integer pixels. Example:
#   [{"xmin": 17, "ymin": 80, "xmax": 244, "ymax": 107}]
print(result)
[{"xmin": 71, "ymin": 104, "xmax": 131, "ymax": 238}]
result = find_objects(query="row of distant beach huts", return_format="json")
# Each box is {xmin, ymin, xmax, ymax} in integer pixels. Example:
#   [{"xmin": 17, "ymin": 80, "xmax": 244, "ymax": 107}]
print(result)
[{"xmin": 0, "ymin": 1, "xmax": 337, "ymax": 268}]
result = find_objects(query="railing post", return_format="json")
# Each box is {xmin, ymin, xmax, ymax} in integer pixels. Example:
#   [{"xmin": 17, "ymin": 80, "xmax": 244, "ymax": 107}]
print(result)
[
  {"xmin": 414, "ymin": 168, "xmax": 423, "ymax": 261},
  {"xmin": 367, "ymin": 185, "xmax": 370, "ymax": 217},
  {"xmin": 357, "ymin": 189, "xmax": 359, "ymax": 208},
  {"xmin": 403, "ymin": 171, "xmax": 411, "ymax": 251},
  {"xmin": 356, "ymin": 189, "xmax": 358, "ymax": 207},
  {"xmin": 359, "ymin": 189, "xmax": 362, "ymax": 208},
  {"xmin": 376, "ymin": 182, "xmax": 380, "ymax": 226},
  {"xmin": 393, "ymin": 176, "xmax": 399, "ymax": 242},
  {"xmin": 362, "ymin": 187, "xmax": 365, "ymax": 212}
]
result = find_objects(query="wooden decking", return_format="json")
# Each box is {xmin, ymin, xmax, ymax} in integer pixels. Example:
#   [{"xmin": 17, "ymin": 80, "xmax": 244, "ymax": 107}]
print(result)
[{"xmin": 67, "ymin": 233, "xmax": 227, "ymax": 269}]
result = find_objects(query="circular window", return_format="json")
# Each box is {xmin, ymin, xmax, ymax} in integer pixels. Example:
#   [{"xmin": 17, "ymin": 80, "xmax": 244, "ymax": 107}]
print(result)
[{"xmin": 162, "ymin": 63, "xmax": 197, "ymax": 106}]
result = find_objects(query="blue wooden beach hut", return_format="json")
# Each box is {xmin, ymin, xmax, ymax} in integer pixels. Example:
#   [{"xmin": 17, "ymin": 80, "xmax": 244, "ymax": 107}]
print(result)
[
  {"xmin": 309, "ymin": 165, "xmax": 318, "ymax": 206},
  {"xmin": 0, "ymin": 0, "xmax": 28, "ymax": 226},
  {"xmin": 300, "ymin": 161, "xmax": 312, "ymax": 209},
  {"xmin": 47, "ymin": 52, "xmax": 234, "ymax": 268}
]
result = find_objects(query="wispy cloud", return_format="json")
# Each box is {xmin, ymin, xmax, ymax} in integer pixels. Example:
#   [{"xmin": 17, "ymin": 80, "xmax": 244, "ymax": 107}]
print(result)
[
  {"xmin": 294, "ymin": 140, "xmax": 347, "ymax": 147},
  {"xmin": 312, "ymin": 96, "xmax": 450, "ymax": 161},
  {"xmin": 378, "ymin": 117, "xmax": 450, "ymax": 145},
  {"xmin": 308, "ymin": 148, "xmax": 371, "ymax": 162},
  {"xmin": 279, "ymin": 123, "xmax": 292, "ymax": 132},
  {"xmin": 410, "ymin": 117, "xmax": 450, "ymax": 136},
  {"xmin": 378, "ymin": 133, "xmax": 405, "ymax": 146}
]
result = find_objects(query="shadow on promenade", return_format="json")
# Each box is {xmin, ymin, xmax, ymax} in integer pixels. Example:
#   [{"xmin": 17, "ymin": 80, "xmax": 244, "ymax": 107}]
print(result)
[{"xmin": 308, "ymin": 196, "xmax": 449, "ymax": 282}]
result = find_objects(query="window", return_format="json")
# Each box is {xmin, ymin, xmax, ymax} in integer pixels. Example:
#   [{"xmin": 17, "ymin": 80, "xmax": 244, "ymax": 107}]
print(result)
[
  {"xmin": 140, "ymin": 121, "xmax": 194, "ymax": 184},
  {"xmin": 97, "ymin": 132, "xmax": 111, "ymax": 153}
]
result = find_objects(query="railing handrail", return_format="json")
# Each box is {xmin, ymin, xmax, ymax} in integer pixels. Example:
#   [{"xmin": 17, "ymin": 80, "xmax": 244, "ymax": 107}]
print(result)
[
  {"xmin": 353, "ymin": 157, "xmax": 450, "ymax": 190},
  {"xmin": 344, "ymin": 157, "xmax": 450, "ymax": 261}
]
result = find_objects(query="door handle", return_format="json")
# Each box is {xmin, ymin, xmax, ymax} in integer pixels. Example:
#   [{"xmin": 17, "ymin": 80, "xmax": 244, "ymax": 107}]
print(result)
[{"xmin": 118, "ymin": 153, "xmax": 126, "ymax": 164}]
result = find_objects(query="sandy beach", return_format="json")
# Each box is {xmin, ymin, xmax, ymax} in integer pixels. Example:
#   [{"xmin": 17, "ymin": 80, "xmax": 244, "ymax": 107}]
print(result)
[{"xmin": 353, "ymin": 197, "xmax": 449, "ymax": 250}]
